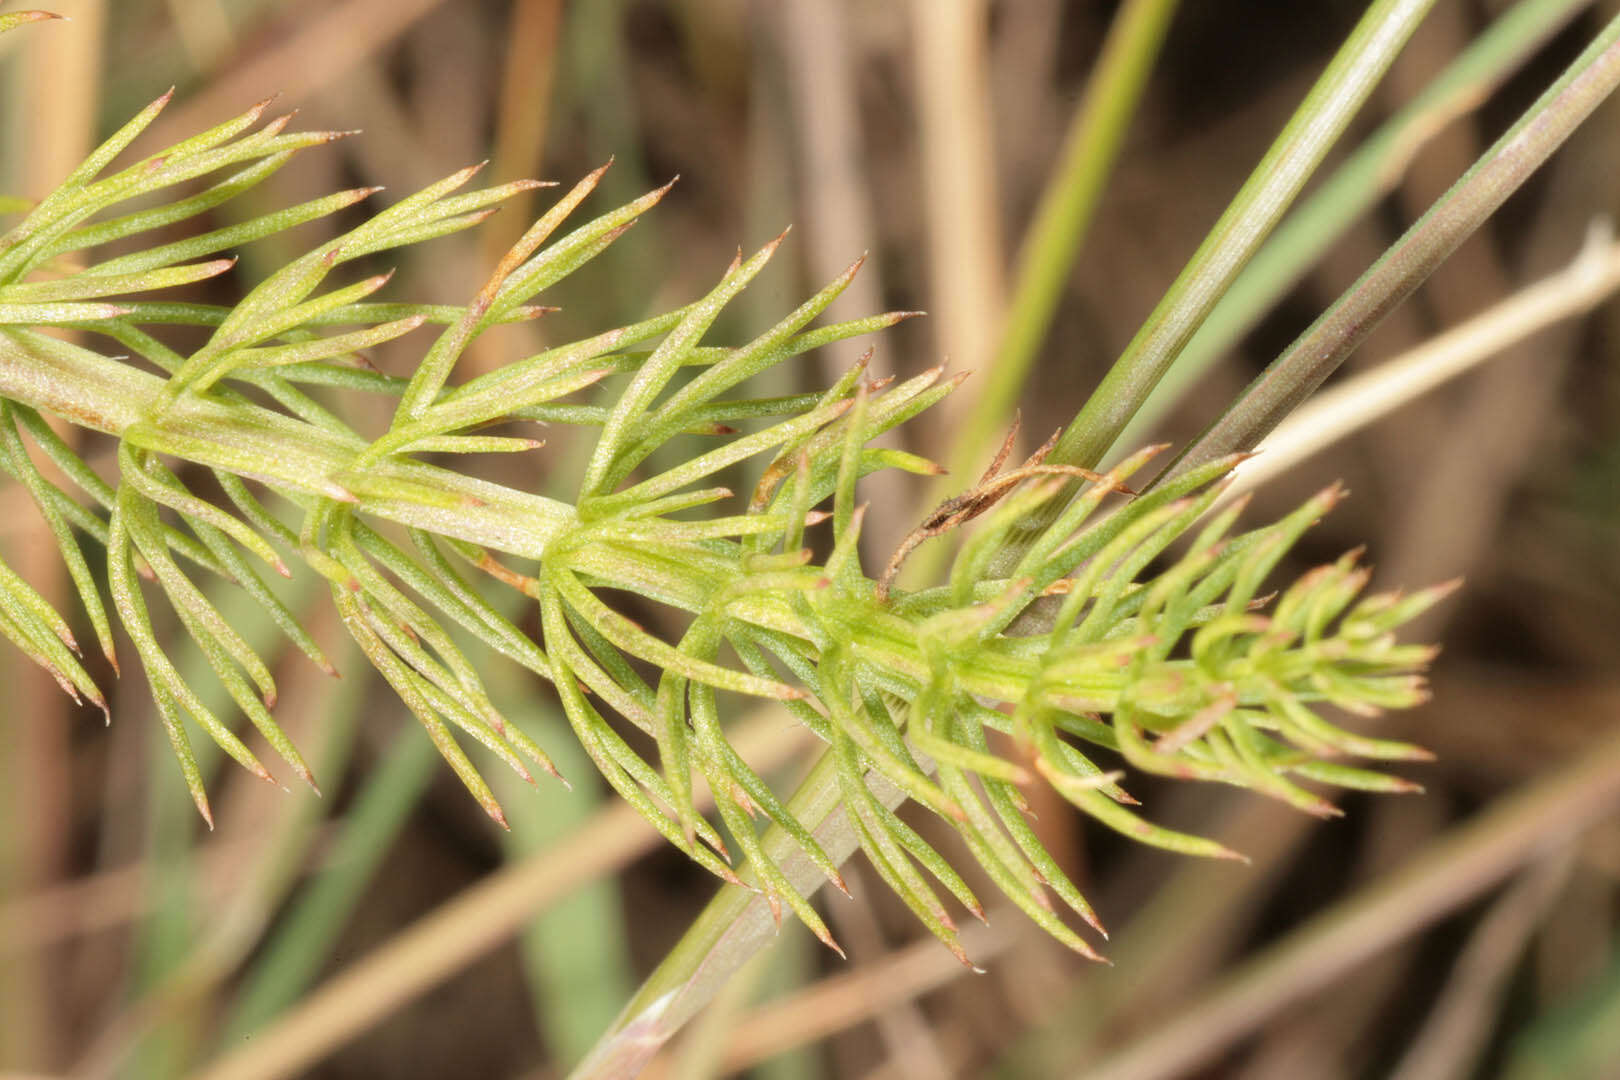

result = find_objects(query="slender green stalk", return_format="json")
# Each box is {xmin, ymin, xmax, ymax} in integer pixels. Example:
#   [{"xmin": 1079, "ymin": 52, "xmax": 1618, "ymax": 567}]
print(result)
[
  {"xmin": 1114, "ymin": 0, "xmax": 1594, "ymax": 455},
  {"xmin": 940, "ymin": 0, "xmax": 1179, "ymax": 489},
  {"xmin": 0, "ymin": 334, "xmax": 577, "ymax": 557},
  {"xmin": 1163, "ymin": 12, "xmax": 1620, "ymax": 481},
  {"xmin": 220, "ymin": 729, "xmax": 437, "ymax": 1043},
  {"xmin": 1226, "ymin": 226, "xmax": 1620, "ymax": 500},
  {"xmin": 499, "ymin": 726, "xmax": 634, "ymax": 1069},
  {"xmin": 1043, "ymin": 0, "xmax": 1437, "ymax": 476}
]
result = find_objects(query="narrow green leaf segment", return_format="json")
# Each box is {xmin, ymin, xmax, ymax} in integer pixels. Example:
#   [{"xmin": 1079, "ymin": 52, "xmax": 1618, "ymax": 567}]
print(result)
[{"xmin": 0, "ymin": 83, "xmax": 1442, "ymax": 963}]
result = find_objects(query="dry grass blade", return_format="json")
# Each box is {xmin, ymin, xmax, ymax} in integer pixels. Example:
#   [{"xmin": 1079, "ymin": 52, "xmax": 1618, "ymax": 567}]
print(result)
[
  {"xmin": 1228, "ymin": 221, "xmax": 1620, "ymax": 500},
  {"xmin": 1079, "ymin": 723, "xmax": 1620, "ymax": 1080},
  {"xmin": 188, "ymin": 715, "xmax": 814, "ymax": 1080}
]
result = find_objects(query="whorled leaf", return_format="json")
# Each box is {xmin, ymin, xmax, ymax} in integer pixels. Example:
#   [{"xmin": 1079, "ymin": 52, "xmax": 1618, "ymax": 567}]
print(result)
[{"xmin": 0, "ymin": 90, "xmax": 1446, "ymax": 963}]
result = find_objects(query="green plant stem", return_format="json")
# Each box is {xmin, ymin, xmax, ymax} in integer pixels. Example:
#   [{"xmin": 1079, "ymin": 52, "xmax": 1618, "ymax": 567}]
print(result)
[
  {"xmin": 1163, "ymin": 11, "xmax": 1620, "ymax": 482},
  {"xmin": 980, "ymin": 0, "xmax": 1434, "ymax": 581},
  {"xmin": 0, "ymin": 330, "xmax": 1201, "ymax": 716},
  {"xmin": 1043, "ymin": 0, "xmax": 1436, "ymax": 477},
  {"xmin": 1114, "ymin": 0, "xmax": 1594, "ymax": 456},
  {"xmin": 219, "ymin": 727, "xmax": 438, "ymax": 1043},
  {"xmin": 0, "ymin": 333, "xmax": 575, "ymax": 556},
  {"xmin": 941, "ymin": 0, "xmax": 1179, "ymax": 489},
  {"xmin": 1225, "ymin": 224, "xmax": 1620, "ymax": 501}
]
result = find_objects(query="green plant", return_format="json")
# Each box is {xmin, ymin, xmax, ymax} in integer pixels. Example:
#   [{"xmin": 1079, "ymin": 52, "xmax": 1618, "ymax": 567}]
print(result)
[{"xmin": 3, "ymin": 2, "xmax": 1618, "ymax": 1076}]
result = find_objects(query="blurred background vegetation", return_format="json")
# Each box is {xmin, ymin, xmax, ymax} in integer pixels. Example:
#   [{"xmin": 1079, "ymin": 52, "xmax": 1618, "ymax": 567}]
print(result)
[{"xmin": 3, "ymin": 1, "xmax": 1620, "ymax": 1077}]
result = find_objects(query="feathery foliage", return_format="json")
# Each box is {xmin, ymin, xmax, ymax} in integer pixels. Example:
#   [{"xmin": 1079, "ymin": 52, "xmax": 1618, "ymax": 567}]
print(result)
[{"xmin": 0, "ymin": 13, "xmax": 1448, "ymax": 964}]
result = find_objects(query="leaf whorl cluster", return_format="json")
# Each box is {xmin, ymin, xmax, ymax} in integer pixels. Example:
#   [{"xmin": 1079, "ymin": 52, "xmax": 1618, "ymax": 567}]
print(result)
[{"xmin": 0, "ymin": 80, "xmax": 1448, "ymax": 961}]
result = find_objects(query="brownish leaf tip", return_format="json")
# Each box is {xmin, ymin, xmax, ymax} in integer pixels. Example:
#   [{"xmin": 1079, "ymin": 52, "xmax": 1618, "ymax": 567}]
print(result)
[
  {"xmin": 705, "ymin": 829, "xmax": 732, "ymax": 864},
  {"xmin": 818, "ymin": 927, "xmax": 846, "ymax": 960},
  {"xmin": 485, "ymin": 800, "xmax": 511, "ymax": 830},
  {"xmin": 51, "ymin": 673, "xmax": 82, "ymax": 707},
  {"xmin": 1316, "ymin": 480, "xmax": 1348, "ymax": 508},
  {"xmin": 1430, "ymin": 576, "xmax": 1465, "ymax": 600},
  {"xmin": 1306, "ymin": 800, "xmax": 1345, "ymax": 820}
]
